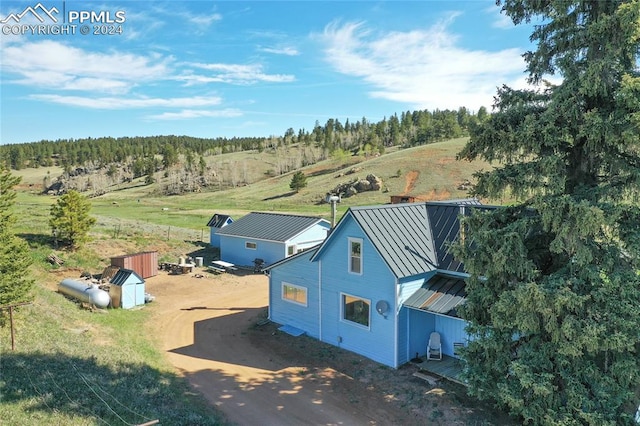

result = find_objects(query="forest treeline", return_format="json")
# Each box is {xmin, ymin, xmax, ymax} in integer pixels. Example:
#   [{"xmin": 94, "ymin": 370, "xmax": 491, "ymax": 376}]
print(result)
[{"xmin": 0, "ymin": 106, "xmax": 488, "ymax": 171}]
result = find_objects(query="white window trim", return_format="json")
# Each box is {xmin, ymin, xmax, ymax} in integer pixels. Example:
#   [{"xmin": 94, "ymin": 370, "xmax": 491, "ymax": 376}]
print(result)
[
  {"xmin": 348, "ymin": 237, "xmax": 363, "ymax": 275},
  {"xmin": 340, "ymin": 292, "xmax": 371, "ymax": 330},
  {"xmin": 286, "ymin": 244, "xmax": 297, "ymax": 256},
  {"xmin": 245, "ymin": 241, "xmax": 257, "ymax": 250},
  {"xmin": 282, "ymin": 282, "xmax": 308, "ymax": 307}
]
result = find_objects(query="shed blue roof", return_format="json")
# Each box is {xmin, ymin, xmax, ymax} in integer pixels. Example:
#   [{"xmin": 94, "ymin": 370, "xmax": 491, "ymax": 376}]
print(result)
[
  {"xmin": 110, "ymin": 268, "xmax": 144, "ymax": 286},
  {"xmin": 215, "ymin": 212, "xmax": 330, "ymax": 242}
]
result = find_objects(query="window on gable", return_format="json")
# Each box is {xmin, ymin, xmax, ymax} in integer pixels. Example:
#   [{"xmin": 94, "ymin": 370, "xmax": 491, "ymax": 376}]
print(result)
[
  {"xmin": 287, "ymin": 245, "xmax": 296, "ymax": 256},
  {"xmin": 342, "ymin": 293, "xmax": 370, "ymax": 328},
  {"xmin": 246, "ymin": 241, "xmax": 257, "ymax": 250},
  {"xmin": 349, "ymin": 238, "xmax": 362, "ymax": 274},
  {"xmin": 282, "ymin": 283, "xmax": 307, "ymax": 306}
]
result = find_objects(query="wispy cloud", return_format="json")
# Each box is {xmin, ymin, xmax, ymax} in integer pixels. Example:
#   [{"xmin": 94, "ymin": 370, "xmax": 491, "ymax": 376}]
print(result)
[
  {"xmin": 146, "ymin": 108, "xmax": 242, "ymax": 120},
  {"xmin": 30, "ymin": 94, "xmax": 223, "ymax": 109},
  {"xmin": 1, "ymin": 40, "xmax": 171, "ymax": 94},
  {"xmin": 487, "ymin": 5, "xmax": 516, "ymax": 29},
  {"xmin": 319, "ymin": 18, "xmax": 527, "ymax": 110},
  {"xmin": 188, "ymin": 63, "xmax": 295, "ymax": 84},
  {"xmin": 259, "ymin": 46, "xmax": 300, "ymax": 56}
]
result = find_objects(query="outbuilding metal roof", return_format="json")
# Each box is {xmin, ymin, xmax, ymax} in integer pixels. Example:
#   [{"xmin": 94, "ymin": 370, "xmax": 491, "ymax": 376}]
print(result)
[
  {"xmin": 206, "ymin": 213, "xmax": 232, "ymax": 228},
  {"xmin": 215, "ymin": 212, "xmax": 330, "ymax": 242},
  {"xmin": 110, "ymin": 268, "xmax": 144, "ymax": 286},
  {"xmin": 403, "ymin": 273, "xmax": 467, "ymax": 317}
]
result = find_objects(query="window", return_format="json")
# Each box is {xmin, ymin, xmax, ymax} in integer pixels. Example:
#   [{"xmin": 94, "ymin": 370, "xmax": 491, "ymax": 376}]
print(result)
[
  {"xmin": 287, "ymin": 245, "xmax": 296, "ymax": 256},
  {"xmin": 245, "ymin": 241, "xmax": 257, "ymax": 250},
  {"xmin": 342, "ymin": 293, "xmax": 370, "ymax": 327},
  {"xmin": 349, "ymin": 238, "xmax": 362, "ymax": 274},
  {"xmin": 282, "ymin": 283, "xmax": 307, "ymax": 306}
]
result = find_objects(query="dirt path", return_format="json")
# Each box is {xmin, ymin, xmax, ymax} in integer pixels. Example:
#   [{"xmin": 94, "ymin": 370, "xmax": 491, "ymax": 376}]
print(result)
[
  {"xmin": 145, "ymin": 271, "xmax": 401, "ymax": 425},
  {"xmin": 403, "ymin": 170, "xmax": 419, "ymax": 194}
]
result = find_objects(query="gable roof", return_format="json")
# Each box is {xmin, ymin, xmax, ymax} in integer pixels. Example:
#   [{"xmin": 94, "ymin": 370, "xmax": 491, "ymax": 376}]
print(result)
[
  {"xmin": 215, "ymin": 212, "xmax": 330, "ymax": 243},
  {"xmin": 207, "ymin": 213, "xmax": 232, "ymax": 228},
  {"xmin": 110, "ymin": 268, "xmax": 144, "ymax": 286},
  {"xmin": 403, "ymin": 273, "xmax": 467, "ymax": 317},
  {"xmin": 312, "ymin": 199, "xmax": 482, "ymax": 279}
]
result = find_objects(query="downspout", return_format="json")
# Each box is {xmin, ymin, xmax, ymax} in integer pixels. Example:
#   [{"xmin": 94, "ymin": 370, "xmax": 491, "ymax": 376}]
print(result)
[
  {"xmin": 318, "ymin": 259, "xmax": 322, "ymax": 341},
  {"xmin": 266, "ymin": 269, "xmax": 272, "ymax": 320},
  {"xmin": 394, "ymin": 278, "xmax": 399, "ymax": 368}
]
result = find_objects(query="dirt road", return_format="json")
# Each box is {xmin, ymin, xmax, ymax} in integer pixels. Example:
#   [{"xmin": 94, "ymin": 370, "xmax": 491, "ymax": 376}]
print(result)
[{"xmin": 145, "ymin": 270, "xmax": 404, "ymax": 425}]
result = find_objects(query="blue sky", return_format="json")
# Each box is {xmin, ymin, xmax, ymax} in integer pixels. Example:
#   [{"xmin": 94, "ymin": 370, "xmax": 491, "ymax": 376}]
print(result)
[{"xmin": 0, "ymin": 1, "xmax": 538, "ymax": 145}]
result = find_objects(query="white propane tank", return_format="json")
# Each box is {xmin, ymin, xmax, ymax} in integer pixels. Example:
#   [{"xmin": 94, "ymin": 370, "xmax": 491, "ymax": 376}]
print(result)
[{"xmin": 58, "ymin": 279, "xmax": 111, "ymax": 308}]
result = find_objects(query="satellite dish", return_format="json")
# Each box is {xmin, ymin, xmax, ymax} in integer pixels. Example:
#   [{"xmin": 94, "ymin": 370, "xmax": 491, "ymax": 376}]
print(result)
[{"xmin": 376, "ymin": 300, "xmax": 389, "ymax": 316}]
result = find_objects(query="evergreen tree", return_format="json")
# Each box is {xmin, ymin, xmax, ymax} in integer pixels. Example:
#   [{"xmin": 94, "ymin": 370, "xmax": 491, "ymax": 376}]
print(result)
[
  {"xmin": 0, "ymin": 168, "xmax": 34, "ymax": 307},
  {"xmin": 455, "ymin": 1, "xmax": 640, "ymax": 424},
  {"xmin": 49, "ymin": 190, "xmax": 96, "ymax": 250},
  {"xmin": 289, "ymin": 171, "xmax": 307, "ymax": 192}
]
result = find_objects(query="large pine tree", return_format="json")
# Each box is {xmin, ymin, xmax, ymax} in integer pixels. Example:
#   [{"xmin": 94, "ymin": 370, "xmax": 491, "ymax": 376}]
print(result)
[
  {"xmin": 0, "ymin": 168, "xmax": 34, "ymax": 308},
  {"xmin": 456, "ymin": 1, "xmax": 640, "ymax": 424}
]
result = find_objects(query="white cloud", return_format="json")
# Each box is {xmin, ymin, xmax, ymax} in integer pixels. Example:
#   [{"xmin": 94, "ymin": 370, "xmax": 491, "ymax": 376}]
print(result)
[
  {"xmin": 259, "ymin": 46, "xmax": 300, "ymax": 56},
  {"xmin": 146, "ymin": 108, "xmax": 242, "ymax": 120},
  {"xmin": 1, "ymin": 40, "xmax": 171, "ymax": 94},
  {"xmin": 319, "ymin": 19, "xmax": 527, "ymax": 110},
  {"xmin": 30, "ymin": 94, "xmax": 223, "ymax": 109},
  {"xmin": 486, "ymin": 5, "xmax": 516, "ymax": 29},
  {"xmin": 188, "ymin": 62, "xmax": 295, "ymax": 84},
  {"xmin": 187, "ymin": 12, "xmax": 222, "ymax": 27}
]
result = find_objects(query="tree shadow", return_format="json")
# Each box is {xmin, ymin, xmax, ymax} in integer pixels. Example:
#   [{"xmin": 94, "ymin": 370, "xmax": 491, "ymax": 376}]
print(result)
[
  {"xmin": 262, "ymin": 191, "xmax": 296, "ymax": 201},
  {"xmin": 0, "ymin": 352, "xmax": 225, "ymax": 425},
  {"xmin": 17, "ymin": 232, "xmax": 53, "ymax": 249}
]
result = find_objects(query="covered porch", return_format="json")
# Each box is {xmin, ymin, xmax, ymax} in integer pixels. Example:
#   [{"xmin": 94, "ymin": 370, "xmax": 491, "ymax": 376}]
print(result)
[{"xmin": 415, "ymin": 354, "xmax": 467, "ymax": 386}]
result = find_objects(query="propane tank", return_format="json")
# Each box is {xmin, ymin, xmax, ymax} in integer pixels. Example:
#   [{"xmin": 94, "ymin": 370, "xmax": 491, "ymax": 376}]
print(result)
[{"xmin": 58, "ymin": 279, "xmax": 111, "ymax": 309}]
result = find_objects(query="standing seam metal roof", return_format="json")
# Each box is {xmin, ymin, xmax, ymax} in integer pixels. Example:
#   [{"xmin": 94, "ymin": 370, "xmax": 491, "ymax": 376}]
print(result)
[
  {"xmin": 207, "ymin": 213, "xmax": 232, "ymax": 228},
  {"xmin": 110, "ymin": 269, "xmax": 144, "ymax": 286},
  {"xmin": 350, "ymin": 204, "xmax": 438, "ymax": 278},
  {"xmin": 313, "ymin": 199, "xmax": 482, "ymax": 279},
  {"xmin": 215, "ymin": 212, "xmax": 329, "ymax": 242},
  {"xmin": 403, "ymin": 273, "xmax": 467, "ymax": 317}
]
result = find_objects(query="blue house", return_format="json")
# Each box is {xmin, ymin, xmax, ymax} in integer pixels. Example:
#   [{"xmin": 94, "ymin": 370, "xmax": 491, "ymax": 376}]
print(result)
[
  {"xmin": 215, "ymin": 212, "xmax": 331, "ymax": 267},
  {"xmin": 109, "ymin": 268, "xmax": 145, "ymax": 309},
  {"xmin": 206, "ymin": 213, "xmax": 233, "ymax": 248},
  {"xmin": 266, "ymin": 200, "xmax": 485, "ymax": 368}
]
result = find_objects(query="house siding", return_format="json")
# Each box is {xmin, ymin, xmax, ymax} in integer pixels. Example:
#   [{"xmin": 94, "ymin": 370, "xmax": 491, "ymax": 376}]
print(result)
[
  {"xmin": 318, "ymin": 216, "xmax": 398, "ymax": 367},
  {"xmin": 219, "ymin": 236, "xmax": 284, "ymax": 267},
  {"xmin": 408, "ymin": 308, "xmax": 466, "ymax": 357},
  {"xmin": 435, "ymin": 314, "xmax": 467, "ymax": 356},
  {"xmin": 408, "ymin": 308, "xmax": 435, "ymax": 358},
  {"xmin": 268, "ymin": 250, "xmax": 320, "ymax": 338},
  {"xmin": 288, "ymin": 224, "xmax": 330, "ymax": 252}
]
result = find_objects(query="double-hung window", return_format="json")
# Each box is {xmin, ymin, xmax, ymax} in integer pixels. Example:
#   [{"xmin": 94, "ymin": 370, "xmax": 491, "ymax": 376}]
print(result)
[{"xmin": 348, "ymin": 238, "xmax": 362, "ymax": 274}]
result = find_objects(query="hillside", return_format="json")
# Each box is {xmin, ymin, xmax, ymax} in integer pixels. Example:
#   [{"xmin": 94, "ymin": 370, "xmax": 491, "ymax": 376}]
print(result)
[{"xmin": 12, "ymin": 138, "xmax": 494, "ymax": 237}]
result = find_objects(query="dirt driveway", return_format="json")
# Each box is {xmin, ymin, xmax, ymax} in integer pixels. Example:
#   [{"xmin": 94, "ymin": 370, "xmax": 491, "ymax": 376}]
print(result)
[{"xmin": 144, "ymin": 270, "xmax": 508, "ymax": 426}]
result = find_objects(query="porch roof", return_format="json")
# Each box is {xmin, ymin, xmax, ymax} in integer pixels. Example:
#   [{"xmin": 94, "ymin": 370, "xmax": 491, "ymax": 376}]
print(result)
[{"xmin": 403, "ymin": 273, "xmax": 467, "ymax": 317}]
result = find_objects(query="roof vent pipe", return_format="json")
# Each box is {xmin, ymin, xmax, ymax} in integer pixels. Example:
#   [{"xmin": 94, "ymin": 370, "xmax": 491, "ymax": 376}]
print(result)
[{"xmin": 326, "ymin": 194, "xmax": 341, "ymax": 228}]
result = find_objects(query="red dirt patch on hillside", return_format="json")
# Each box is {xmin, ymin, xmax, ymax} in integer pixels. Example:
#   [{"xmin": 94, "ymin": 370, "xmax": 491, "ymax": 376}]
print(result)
[
  {"xmin": 403, "ymin": 170, "xmax": 420, "ymax": 195},
  {"xmin": 415, "ymin": 189, "xmax": 453, "ymax": 201}
]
